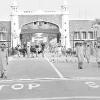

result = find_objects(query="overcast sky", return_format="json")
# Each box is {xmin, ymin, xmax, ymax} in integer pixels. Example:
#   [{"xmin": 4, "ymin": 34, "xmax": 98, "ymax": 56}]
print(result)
[{"xmin": 0, "ymin": 0, "xmax": 100, "ymax": 20}]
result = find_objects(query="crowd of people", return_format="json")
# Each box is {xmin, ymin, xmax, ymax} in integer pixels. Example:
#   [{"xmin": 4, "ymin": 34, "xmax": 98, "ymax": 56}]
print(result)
[
  {"xmin": 49, "ymin": 40, "xmax": 100, "ymax": 69},
  {"xmin": 0, "ymin": 42, "xmax": 46, "ymax": 79},
  {"xmin": 15, "ymin": 42, "xmax": 45, "ymax": 58},
  {"xmin": 74, "ymin": 40, "xmax": 100, "ymax": 69}
]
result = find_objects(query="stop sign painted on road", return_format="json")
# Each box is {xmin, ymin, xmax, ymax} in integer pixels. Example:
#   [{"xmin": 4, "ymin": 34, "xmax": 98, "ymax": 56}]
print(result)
[{"xmin": 0, "ymin": 83, "xmax": 40, "ymax": 91}]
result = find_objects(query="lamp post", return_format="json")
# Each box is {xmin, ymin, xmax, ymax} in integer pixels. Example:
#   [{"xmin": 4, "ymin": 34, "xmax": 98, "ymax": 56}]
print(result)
[
  {"xmin": 73, "ymin": 32, "xmax": 74, "ymax": 51},
  {"xmin": 11, "ymin": 33, "xmax": 14, "ymax": 55},
  {"xmin": 65, "ymin": 36, "xmax": 67, "ymax": 50}
]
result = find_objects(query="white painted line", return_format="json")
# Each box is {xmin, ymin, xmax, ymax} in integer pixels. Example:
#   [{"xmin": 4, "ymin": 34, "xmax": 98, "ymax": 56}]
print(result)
[
  {"xmin": 45, "ymin": 57, "xmax": 64, "ymax": 78},
  {"xmin": 0, "ymin": 78, "xmax": 64, "ymax": 83},
  {"xmin": 19, "ymin": 79, "xmax": 33, "ymax": 81},
  {"xmin": 1, "ymin": 77, "xmax": 100, "ymax": 83},
  {"xmin": 0, "ymin": 80, "xmax": 13, "ymax": 82},
  {"xmin": 6, "ymin": 96, "xmax": 100, "ymax": 100},
  {"xmin": 73, "ymin": 77, "xmax": 100, "ymax": 80}
]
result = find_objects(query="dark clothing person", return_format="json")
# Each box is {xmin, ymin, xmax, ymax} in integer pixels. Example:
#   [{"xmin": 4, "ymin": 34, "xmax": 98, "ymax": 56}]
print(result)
[
  {"xmin": 22, "ymin": 43, "xmax": 27, "ymax": 57},
  {"xmin": 30, "ymin": 46, "xmax": 36, "ymax": 57},
  {"xmin": 35, "ymin": 44, "xmax": 39, "ymax": 57},
  {"xmin": 41, "ymin": 43, "xmax": 45, "ymax": 57}
]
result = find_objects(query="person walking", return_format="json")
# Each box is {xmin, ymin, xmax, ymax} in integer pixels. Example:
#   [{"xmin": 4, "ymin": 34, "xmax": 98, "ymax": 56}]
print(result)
[
  {"xmin": 35, "ymin": 43, "xmax": 39, "ymax": 57},
  {"xmin": 75, "ymin": 42, "xmax": 85, "ymax": 69},
  {"xmin": 84, "ymin": 41, "xmax": 91, "ymax": 63},
  {"xmin": 0, "ymin": 43, "xmax": 8, "ymax": 79},
  {"xmin": 17, "ymin": 44, "xmax": 21, "ymax": 57},
  {"xmin": 22, "ymin": 42, "xmax": 27, "ymax": 57},
  {"xmin": 95, "ymin": 41, "xmax": 100, "ymax": 67},
  {"xmin": 41, "ymin": 42, "xmax": 45, "ymax": 57}
]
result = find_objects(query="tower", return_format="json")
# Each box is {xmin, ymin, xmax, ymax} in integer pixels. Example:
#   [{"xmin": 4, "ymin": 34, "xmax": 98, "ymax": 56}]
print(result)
[
  {"xmin": 61, "ymin": 0, "xmax": 70, "ymax": 49},
  {"xmin": 10, "ymin": 0, "xmax": 19, "ymax": 47}
]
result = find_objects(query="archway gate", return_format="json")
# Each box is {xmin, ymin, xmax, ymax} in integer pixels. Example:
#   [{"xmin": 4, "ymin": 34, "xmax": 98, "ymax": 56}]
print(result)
[
  {"xmin": 20, "ymin": 21, "xmax": 61, "ymax": 45},
  {"xmin": 10, "ymin": 0, "xmax": 70, "ymax": 49}
]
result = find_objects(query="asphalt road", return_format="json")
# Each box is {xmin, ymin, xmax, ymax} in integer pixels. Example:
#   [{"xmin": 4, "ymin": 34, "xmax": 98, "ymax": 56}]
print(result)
[
  {"xmin": 7, "ymin": 57, "xmax": 59, "ymax": 79},
  {"xmin": 0, "ymin": 56, "xmax": 100, "ymax": 100}
]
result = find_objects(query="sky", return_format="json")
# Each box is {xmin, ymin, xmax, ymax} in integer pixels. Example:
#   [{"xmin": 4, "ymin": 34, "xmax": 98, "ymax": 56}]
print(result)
[{"xmin": 0, "ymin": 0, "xmax": 100, "ymax": 20}]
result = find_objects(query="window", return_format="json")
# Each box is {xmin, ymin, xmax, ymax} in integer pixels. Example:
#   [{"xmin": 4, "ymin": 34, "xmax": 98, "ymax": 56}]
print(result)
[
  {"xmin": 0, "ymin": 33, "xmax": 7, "ymax": 41},
  {"xmin": 74, "ymin": 31, "xmax": 80, "ymax": 39},
  {"xmin": 3, "ymin": 33, "xmax": 6, "ymax": 40},
  {"xmin": 88, "ymin": 31, "xmax": 93, "ymax": 39},
  {"xmin": 82, "ymin": 31, "xmax": 87, "ymax": 39},
  {"xmin": 74, "ymin": 32, "xmax": 77, "ymax": 39},
  {"xmin": 78, "ymin": 32, "xmax": 81, "ymax": 39},
  {"xmin": 94, "ymin": 31, "xmax": 97, "ymax": 39},
  {"xmin": 0, "ymin": 33, "xmax": 3, "ymax": 40}
]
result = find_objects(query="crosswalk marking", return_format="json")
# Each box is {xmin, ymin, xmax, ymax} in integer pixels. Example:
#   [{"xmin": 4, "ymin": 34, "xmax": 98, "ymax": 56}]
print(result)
[{"xmin": 45, "ymin": 57, "xmax": 64, "ymax": 78}]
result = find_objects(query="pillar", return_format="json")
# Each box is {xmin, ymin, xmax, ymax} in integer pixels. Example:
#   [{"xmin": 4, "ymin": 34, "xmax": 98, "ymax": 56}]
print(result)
[
  {"xmin": 10, "ymin": 0, "xmax": 20, "ymax": 48},
  {"xmin": 61, "ymin": 0, "xmax": 71, "ymax": 49}
]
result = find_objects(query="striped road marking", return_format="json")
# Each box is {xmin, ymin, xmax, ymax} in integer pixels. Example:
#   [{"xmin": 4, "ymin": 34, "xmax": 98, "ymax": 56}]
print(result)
[{"xmin": 45, "ymin": 57, "xmax": 64, "ymax": 78}]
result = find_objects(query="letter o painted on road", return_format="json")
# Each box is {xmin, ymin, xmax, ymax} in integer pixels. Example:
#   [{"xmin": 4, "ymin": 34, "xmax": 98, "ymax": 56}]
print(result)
[{"xmin": 11, "ymin": 84, "xmax": 24, "ymax": 90}]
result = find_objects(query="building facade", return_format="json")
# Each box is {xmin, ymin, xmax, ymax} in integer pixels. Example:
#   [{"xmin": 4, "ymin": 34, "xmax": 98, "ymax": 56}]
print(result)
[
  {"xmin": 69, "ymin": 20, "xmax": 97, "ymax": 50},
  {"xmin": 10, "ymin": 0, "xmax": 70, "ymax": 49},
  {"xmin": 0, "ymin": 21, "xmax": 11, "ymax": 48},
  {"xmin": 9, "ymin": 0, "xmax": 100, "ymax": 50}
]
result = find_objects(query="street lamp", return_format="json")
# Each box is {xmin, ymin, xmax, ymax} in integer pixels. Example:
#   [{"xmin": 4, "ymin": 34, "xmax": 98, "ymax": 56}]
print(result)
[
  {"xmin": 65, "ymin": 36, "xmax": 67, "ymax": 50},
  {"xmin": 11, "ymin": 33, "xmax": 14, "ymax": 55}
]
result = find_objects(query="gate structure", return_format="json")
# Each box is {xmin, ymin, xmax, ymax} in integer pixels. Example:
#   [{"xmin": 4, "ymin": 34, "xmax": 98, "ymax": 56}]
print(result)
[{"xmin": 10, "ymin": 0, "xmax": 70, "ymax": 49}]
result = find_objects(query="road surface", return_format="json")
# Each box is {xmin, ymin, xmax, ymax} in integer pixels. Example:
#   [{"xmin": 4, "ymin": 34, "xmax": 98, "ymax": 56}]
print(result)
[{"xmin": 0, "ymin": 56, "xmax": 100, "ymax": 100}]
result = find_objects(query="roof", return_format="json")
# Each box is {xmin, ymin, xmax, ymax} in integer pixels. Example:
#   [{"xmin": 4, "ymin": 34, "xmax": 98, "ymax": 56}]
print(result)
[
  {"xmin": 0, "ymin": 21, "xmax": 11, "ymax": 33},
  {"xmin": 69, "ymin": 20, "xmax": 93, "ymax": 32}
]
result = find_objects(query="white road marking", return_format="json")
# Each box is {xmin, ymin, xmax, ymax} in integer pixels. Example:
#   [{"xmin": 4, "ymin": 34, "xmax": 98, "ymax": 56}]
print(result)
[
  {"xmin": 45, "ymin": 57, "xmax": 64, "ymax": 78},
  {"xmin": 1, "ymin": 77, "xmax": 100, "ymax": 83},
  {"xmin": 74, "ymin": 77, "xmax": 100, "ymax": 80},
  {"xmin": 85, "ymin": 82, "xmax": 100, "ymax": 88},
  {"xmin": 6, "ymin": 96, "xmax": 100, "ymax": 100}
]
